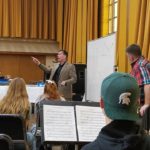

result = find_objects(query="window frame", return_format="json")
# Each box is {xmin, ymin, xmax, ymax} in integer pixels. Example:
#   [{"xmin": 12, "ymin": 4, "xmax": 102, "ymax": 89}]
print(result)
[{"xmin": 108, "ymin": 0, "xmax": 118, "ymax": 34}]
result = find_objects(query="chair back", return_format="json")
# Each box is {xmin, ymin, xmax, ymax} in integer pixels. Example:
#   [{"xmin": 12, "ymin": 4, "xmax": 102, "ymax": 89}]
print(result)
[
  {"xmin": 0, "ymin": 134, "xmax": 14, "ymax": 150},
  {"xmin": 0, "ymin": 114, "xmax": 27, "ymax": 140},
  {"xmin": 0, "ymin": 114, "xmax": 29, "ymax": 149}
]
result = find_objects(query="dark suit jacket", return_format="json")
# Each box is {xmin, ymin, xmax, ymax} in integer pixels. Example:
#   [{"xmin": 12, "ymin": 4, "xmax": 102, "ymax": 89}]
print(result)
[{"xmin": 39, "ymin": 62, "xmax": 77, "ymax": 100}]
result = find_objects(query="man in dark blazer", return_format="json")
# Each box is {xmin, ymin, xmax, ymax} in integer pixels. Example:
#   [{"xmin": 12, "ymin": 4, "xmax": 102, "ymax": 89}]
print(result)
[{"xmin": 32, "ymin": 50, "xmax": 77, "ymax": 100}]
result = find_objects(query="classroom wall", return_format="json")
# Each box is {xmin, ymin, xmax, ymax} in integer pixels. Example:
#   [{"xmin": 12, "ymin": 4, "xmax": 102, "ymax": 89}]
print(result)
[
  {"xmin": 0, "ymin": 39, "xmax": 58, "ymax": 83},
  {"xmin": 0, "ymin": 54, "xmax": 44, "ymax": 83}
]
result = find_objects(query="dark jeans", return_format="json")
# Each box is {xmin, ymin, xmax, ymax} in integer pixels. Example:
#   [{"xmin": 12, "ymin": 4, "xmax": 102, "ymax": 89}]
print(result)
[{"xmin": 139, "ymin": 85, "xmax": 144, "ymax": 105}]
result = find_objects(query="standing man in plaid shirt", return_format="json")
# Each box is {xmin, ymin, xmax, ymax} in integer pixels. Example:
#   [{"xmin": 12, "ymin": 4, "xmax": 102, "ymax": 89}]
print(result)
[{"xmin": 126, "ymin": 44, "xmax": 150, "ymax": 116}]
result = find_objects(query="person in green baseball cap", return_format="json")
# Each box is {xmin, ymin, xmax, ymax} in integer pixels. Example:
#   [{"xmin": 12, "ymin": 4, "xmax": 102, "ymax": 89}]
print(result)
[{"xmin": 82, "ymin": 72, "xmax": 150, "ymax": 150}]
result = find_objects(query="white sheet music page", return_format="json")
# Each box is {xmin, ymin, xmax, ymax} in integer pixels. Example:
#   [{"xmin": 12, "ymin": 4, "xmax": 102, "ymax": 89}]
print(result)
[
  {"xmin": 43, "ymin": 105, "xmax": 77, "ymax": 142},
  {"xmin": 76, "ymin": 106, "xmax": 106, "ymax": 142}
]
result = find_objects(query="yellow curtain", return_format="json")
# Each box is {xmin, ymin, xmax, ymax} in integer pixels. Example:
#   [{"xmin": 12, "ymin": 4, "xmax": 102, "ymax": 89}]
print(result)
[
  {"xmin": 2, "ymin": 0, "xmax": 9, "ymax": 36},
  {"xmin": 56, "ymin": 0, "xmax": 63, "ymax": 48},
  {"xmin": 0, "ymin": 0, "xmax": 3, "ymax": 36},
  {"xmin": 0, "ymin": 0, "xmax": 56, "ymax": 39},
  {"xmin": 100, "ymin": 0, "xmax": 109, "ymax": 36},
  {"xmin": 23, "ymin": 0, "xmax": 30, "ymax": 38},
  {"xmin": 0, "ymin": 0, "xmax": 109, "ymax": 64},
  {"xmin": 60, "ymin": 0, "xmax": 109, "ymax": 64},
  {"xmin": 116, "ymin": 0, "xmax": 150, "ymax": 72},
  {"xmin": 30, "ymin": 0, "xmax": 37, "ymax": 38}
]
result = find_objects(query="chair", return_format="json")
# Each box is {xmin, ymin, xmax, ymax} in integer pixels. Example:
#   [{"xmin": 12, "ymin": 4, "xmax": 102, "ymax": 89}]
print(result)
[
  {"xmin": 0, "ymin": 114, "xmax": 28, "ymax": 150},
  {"xmin": 0, "ymin": 134, "xmax": 14, "ymax": 150}
]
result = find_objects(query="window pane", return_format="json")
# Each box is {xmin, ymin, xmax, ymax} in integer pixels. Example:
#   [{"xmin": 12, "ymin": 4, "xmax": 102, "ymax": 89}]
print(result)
[
  {"xmin": 114, "ymin": 3, "xmax": 118, "ymax": 17},
  {"xmin": 109, "ymin": 0, "xmax": 118, "ymax": 33},
  {"xmin": 109, "ymin": 0, "xmax": 113, "ymax": 5},
  {"xmin": 113, "ymin": 18, "xmax": 117, "ymax": 32},
  {"xmin": 109, "ymin": 20, "xmax": 113, "ymax": 33},
  {"xmin": 109, "ymin": 6, "xmax": 113, "ymax": 19}
]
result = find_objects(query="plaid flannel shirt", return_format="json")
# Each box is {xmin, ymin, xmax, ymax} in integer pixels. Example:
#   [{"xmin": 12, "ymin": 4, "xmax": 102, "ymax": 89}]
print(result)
[{"xmin": 130, "ymin": 57, "xmax": 150, "ymax": 86}]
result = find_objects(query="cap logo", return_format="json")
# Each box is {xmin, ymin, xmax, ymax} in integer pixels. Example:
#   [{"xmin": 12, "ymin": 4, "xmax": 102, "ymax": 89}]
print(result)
[{"xmin": 119, "ymin": 92, "xmax": 131, "ymax": 105}]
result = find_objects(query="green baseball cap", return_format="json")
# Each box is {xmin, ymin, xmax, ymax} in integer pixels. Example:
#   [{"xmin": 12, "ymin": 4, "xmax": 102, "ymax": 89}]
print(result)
[{"xmin": 101, "ymin": 72, "xmax": 140, "ymax": 121}]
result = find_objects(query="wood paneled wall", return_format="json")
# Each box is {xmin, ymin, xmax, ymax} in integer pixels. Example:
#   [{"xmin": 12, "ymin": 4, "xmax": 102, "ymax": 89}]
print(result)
[{"xmin": 0, "ymin": 54, "xmax": 46, "ymax": 83}]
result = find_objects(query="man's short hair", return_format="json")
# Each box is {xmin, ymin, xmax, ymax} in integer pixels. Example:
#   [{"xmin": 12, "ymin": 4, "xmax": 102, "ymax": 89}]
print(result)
[
  {"xmin": 126, "ymin": 44, "xmax": 142, "ymax": 56},
  {"xmin": 59, "ymin": 50, "xmax": 68, "ymax": 57},
  {"xmin": 101, "ymin": 72, "xmax": 140, "ymax": 121}
]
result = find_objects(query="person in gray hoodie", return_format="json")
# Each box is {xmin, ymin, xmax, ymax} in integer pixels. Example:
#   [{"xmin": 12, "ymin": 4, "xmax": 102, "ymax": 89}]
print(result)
[{"xmin": 82, "ymin": 72, "xmax": 150, "ymax": 150}]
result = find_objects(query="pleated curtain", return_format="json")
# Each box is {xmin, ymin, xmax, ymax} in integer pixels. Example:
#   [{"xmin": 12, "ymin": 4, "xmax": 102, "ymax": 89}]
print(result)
[
  {"xmin": 116, "ymin": 0, "xmax": 150, "ymax": 72},
  {"xmin": 0, "ymin": 0, "xmax": 109, "ymax": 64}
]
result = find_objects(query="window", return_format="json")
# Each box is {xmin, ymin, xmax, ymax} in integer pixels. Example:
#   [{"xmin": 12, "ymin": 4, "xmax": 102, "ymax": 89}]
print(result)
[{"xmin": 108, "ymin": 0, "xmax": 118, "ymax": 33}]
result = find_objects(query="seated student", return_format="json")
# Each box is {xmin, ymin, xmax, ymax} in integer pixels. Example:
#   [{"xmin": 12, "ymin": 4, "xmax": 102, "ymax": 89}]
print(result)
[
  {"xmin": 35, "ymin": 80, "xmax": 65, "ymax": 134},
  {"xmin": 36, "ymin": 80, "xmax": 65, "ymax": 103},
  {"xmin": 35, "ymin": 80, "xmax": 65, "ymax": 150},
  {"xmin": 0, "ymin": 77, "xmax": 35, "ymax": 150},
  {"xmin": 82, "ymin": 72, "xmax": 150, "ymax": 150}
]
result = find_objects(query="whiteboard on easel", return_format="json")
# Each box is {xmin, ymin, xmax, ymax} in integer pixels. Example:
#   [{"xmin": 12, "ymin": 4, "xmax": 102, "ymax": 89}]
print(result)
[{"xmin": 86, "ymin": 33, "xmax": 116, "ymax": 102}]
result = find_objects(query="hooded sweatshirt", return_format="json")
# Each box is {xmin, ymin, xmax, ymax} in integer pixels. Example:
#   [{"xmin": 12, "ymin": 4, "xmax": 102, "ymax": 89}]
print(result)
[{"xmin": 81, "ymin": 120, "xmax": 150, "ymax": 150}]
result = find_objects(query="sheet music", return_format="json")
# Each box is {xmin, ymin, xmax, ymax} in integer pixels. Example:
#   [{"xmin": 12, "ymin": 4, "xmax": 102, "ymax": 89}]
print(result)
[
  {"xmin": 76, "ymin": 106, "xmax": 106, "ymax": 142},
  {"xmin": 43, "ymin": 105, "xmax": 77, "ymax": 141}
]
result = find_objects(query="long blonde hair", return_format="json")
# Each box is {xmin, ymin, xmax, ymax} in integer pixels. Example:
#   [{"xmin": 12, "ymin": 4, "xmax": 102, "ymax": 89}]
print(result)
[{"xmin": 0, "ymin": 78, "xmax": 30, "ymax": 120}]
